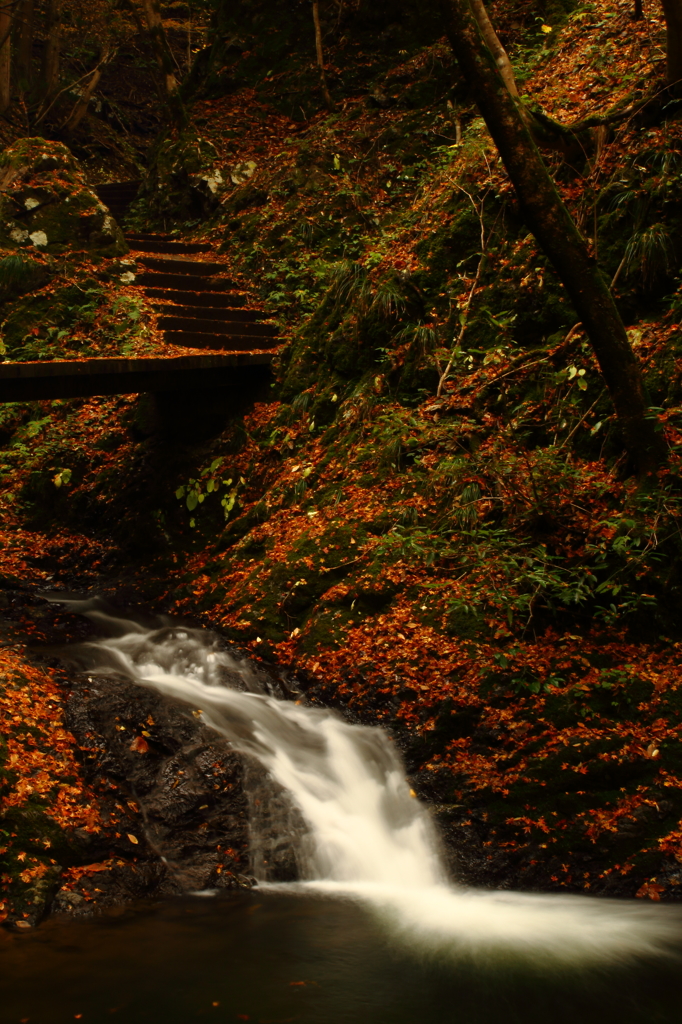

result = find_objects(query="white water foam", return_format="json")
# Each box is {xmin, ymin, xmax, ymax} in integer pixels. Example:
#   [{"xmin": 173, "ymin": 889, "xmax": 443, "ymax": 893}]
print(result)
[{"xmin": 60, "ymin": 599, "xmax": 681, "ymax": 965}]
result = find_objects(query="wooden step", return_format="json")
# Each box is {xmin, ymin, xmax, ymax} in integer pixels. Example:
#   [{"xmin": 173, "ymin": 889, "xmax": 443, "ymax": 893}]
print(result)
[
  {"xmin": 0, "ymin": 353, "xmax": 273, "ymax": 402},
  {"xmin": 151, "ymin": 303, "xmax": 262, "ymax": 323},
  {"xmin": 138, "ymin": 255, "xmax": 230, "ymax": 276},
  {"xmin": 158, "ymin": 316, "xmax": 278, "ymax": 338},
  {"xmin": 127, "ymin": 239, "xmax": 213, "ymax": 255},
  {"xmin": 163, "ymin": 330, "xmax": 280, "ymax": 351},
  {"xmin": 136, "ymin": 272, "xmax": 239, "ymax": 292},
  {"xmin": 142, "ymin": 288, "xmax": 249, "ymax": 307}
]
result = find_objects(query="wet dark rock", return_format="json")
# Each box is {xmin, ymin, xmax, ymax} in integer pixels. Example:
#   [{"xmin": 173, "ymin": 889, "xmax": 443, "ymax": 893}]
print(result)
[
  {"xmin": 245, "ymin": 761, "xmax": 309, "ymax": 883},
  {"xmin": 51, "ymin": 667, "xmax": 253, "ymax": 916},
  {"xmin": 51, "ymin": 861, "xmax": 165, "ymax": 918}
]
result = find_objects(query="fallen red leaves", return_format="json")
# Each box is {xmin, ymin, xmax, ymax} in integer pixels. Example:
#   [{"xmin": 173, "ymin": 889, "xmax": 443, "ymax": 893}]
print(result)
[
  {"xmin": 2, "ymin": 0, "xmax": 682, "ymax": 902},
  {"xmin": 0, "ymin": 646, "xmax": 100, "ymax": 834}
]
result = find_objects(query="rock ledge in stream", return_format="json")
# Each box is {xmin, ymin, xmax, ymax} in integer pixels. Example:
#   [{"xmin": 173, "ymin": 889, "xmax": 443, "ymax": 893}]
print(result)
[{"xmin": 52, "ymin": 668, "xmax": 254, "ymax": 917}]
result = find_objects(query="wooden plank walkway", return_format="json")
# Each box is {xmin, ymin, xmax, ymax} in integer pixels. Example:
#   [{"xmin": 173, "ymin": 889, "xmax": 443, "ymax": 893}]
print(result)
[
  {"xmin": 0, "ymin": 194, "xmax": 279, "ymax": 403},
  {"xmin": 0, "ymin": 352, "xmax": 272, "ymax": 401}
]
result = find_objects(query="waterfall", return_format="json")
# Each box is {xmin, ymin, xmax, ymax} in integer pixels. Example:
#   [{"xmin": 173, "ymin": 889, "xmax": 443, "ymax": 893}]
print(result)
[{"xmin": 59, "ymin": 598, "xmax": 680, "ymax": 965}]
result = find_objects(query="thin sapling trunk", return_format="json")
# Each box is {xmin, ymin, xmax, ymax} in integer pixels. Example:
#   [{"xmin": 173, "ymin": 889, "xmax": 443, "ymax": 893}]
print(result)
[
  {"xmin": 661, "ymin": 0, "xmax": 682, "ymax": 87},
  {"xmin": 312, "ymin": 1, "xmax": 333, "ymax": 107}
]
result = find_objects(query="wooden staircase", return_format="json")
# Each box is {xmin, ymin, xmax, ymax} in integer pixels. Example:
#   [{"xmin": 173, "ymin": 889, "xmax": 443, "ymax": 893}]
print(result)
[
  {"xmin": 0, "ymin": 223, "xmax": 279, "ymax": 403},
  {"xmin": 127, "ymin": 234, "xmax": 279, "ymax": 354}
]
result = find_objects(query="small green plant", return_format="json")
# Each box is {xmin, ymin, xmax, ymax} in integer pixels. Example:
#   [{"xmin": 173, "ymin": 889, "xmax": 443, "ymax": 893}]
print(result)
[
  {"xmin": 0, "ymin": 255, "xmax": 44, "ymax": 301},
  {"xmin": 329, "ymin": 259, "xmax": 372, "ymax": 313},
  {"xmin": 52, "ymin": 468, "xmax": 72, "ymax": 488},
  {"xmin": 112, "ymin": 294, "xmax": 143, "ymax": 330},
  {"xmin": 624, "ymin": 223, "xmax": 673, "ymax": 290},
  {"xmin": 175, "ymin": 459, "xmax": 245, "ymax": 527}
]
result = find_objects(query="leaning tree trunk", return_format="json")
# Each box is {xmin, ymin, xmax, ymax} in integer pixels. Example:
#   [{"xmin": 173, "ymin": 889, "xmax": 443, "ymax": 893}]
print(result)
[
  {"xmin": 0, "ymin": 1, "xmax": 12, "ymax": 114},
  {"xmin": 61, "ymin": 49, "xmax": 110, "ymax": 135},
  {"xmin": 661, "ymin": 0, "xmax": 682, "ymax": 87},
  {"xmin": 440, "ymin": 0, "xmax": 666, "ymax": 476},
  {"xmin": 138, "ymin": 0, "xmax": 186, "ymax": 127},
  {"xmin": 469, "ymin": 0, "xmax": 519, "ymax": 97}
]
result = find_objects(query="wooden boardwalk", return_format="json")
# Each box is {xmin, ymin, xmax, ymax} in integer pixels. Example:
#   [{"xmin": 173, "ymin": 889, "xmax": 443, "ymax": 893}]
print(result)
[
  {"xmin": 0, "ymin": 352, "xmax": 272, "ymax": 401},
  {"xmin": 0, "ymin": 206, "xmax": 278, "ymax": 403}
]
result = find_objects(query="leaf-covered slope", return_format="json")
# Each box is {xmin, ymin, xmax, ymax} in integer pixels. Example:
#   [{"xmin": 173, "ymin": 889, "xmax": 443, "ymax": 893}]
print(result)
[{"xmin": 2, "ymin": 0, "xmax": 682, "ymax": 905}]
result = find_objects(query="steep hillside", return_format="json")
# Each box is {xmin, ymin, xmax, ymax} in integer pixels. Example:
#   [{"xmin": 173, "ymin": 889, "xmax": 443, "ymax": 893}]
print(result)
[{"xmin": 3, "ymin": 0, "xmax": 682, "ymax": 923}]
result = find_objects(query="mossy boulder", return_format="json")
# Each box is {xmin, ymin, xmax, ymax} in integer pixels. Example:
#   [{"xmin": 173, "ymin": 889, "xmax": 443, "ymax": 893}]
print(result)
[{"xmin": 0, "ymin": 138, "xmax": 127, "ymax": 257}]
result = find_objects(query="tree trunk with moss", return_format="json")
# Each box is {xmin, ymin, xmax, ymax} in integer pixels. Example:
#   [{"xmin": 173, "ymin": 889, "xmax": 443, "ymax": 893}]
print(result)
[
  {"xmin": 440, "ymin": 0, "xmax": 666, "ymax": 476},
  {"xmin": 469, "ymin": 0, "xmax": 518, "ymax": 97},
  {"xmin": 465, "ymin": 2, "xmax": 590, "ymax": 154},
  {"xmin": 138, "ymin": 0, "xmax": 186, "ymax": 126},
  {"xmin": 661, "ymin": 0, "xmax": 682, "ymax": 87}
]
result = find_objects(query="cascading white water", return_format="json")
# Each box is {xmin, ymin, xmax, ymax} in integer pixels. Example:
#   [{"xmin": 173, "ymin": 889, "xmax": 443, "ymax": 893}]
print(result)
[{"xmin": 60, "ymin": 598, "xmax": 681, "ymax": 965}]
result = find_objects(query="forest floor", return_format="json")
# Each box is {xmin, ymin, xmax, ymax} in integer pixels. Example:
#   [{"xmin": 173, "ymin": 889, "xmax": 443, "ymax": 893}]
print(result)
[{"xmin": 3, "ymin": 0, "xmax": 682, "ymax": 925}]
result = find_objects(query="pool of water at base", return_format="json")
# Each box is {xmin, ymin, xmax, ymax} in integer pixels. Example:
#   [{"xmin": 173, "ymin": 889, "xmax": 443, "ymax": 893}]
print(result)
[{"xmin": 1, "ymin": 890, "xmax": 680, "ymax": 1024}]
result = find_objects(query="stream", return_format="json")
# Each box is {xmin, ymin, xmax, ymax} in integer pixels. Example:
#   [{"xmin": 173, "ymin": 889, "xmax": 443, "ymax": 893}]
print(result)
[{"xmin": 2, "ymin": 598, "xmax": 682, "ymax": 1023}]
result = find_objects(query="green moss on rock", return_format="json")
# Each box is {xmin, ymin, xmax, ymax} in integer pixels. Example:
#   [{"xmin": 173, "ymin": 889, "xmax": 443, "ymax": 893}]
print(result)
[{"xmin": 0, "ymin": 138, "xmax": 127, "ymax": 257}]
